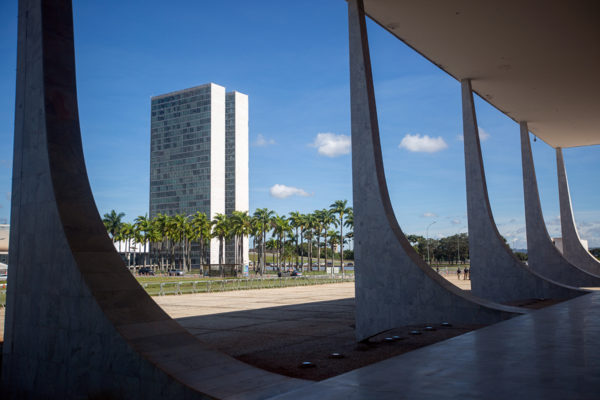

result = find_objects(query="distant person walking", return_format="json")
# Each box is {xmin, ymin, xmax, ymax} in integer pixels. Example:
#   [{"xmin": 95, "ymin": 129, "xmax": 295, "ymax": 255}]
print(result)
[
  {"xmin": 457, "ymin": 267, "xmax": 462, "ymax": 280},
  {"xmin": 464, "ymin": 267, "xmax": 470, "ymax": 280}
]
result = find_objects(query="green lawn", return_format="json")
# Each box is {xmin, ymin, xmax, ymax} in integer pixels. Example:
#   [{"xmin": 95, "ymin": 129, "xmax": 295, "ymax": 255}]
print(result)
[
  {"xmin": 136, "ymin": 275, "xmax": 235, "ymax": 284},
  {"xmin": 0, "ymin": 275, "xmax": 352, "ymax": 306},
  {"xmin": 138, "ymin": 275, "xmax": 354, "ymax": 296}
]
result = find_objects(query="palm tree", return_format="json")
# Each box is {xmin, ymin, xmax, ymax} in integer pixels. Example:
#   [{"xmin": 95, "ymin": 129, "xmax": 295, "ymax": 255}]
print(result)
[
  {"xmin": 288, "ymin": 211, "xmax": 304, "ymax": 268},
  {"xmin": 212, "ymin": 213, "xmax": 230, "ymax": 277},
  {"xmin": 113, "ymin": 225, "xmax": 124, "ymax": 255},
  {"xmin": 297, "ymin": 213, "xmax": 307, "ymax": 270},
  {"xmin": 330, "ymin": 200, "xmax": 352, "ymax": 278},
  {"xmin": 327, "ymin": 230, "xmax": 339, "ymax": 277},
  {"xmin": 120, "ymin": 222, "xmax": 134, "ymax": 267},
  {"xmin": 230, "ymin": 210, "xmax": 251, "ymax": 273},
  {"xmin": 312, "ymin": 210, "xmax": 323, "ymax": 270},
  {"xmin": 344, "ymin": 208, "xmax": 354, "ymax": 256},
  {"xmin": 164, "ymin": 215, "xmax": 178, "ymax": 269},
  {"xmin": 103, "ymin": 210, "xmax": 125, "ymax": 245},
  {"xmin": 153, "ymin": 213, "xmax": 168, "ymax": 270},
  {"xmin": 134, "ymin": 215, "xmax": 151, "ymax": 268},
  {"xmin": 240, "ymin": 212, "xmax": 252, "ymax": 268},
  {"xmin": 283, "ymin": 233, "xmax": 296, "ymax": 266},
  {"xmin": 317, "ymin": 209, "xmax": 335, "ymax": 271},
  {"xmin": 171, "ymin": 214, "xmax": 190, "ymax": 271},
  {"xmin": 191, "ymin": 211, "xmax": 210, "ymax": 274},
  {"xmin": 304, "ymin": 213, "xmax": 317, "ymax": 272},
  {"xmin": 147, "ymin": 218, "xmax": 162, "ymax": 270},
  {"xmin": 272, "ymin": 215, "xmax": 291, "ymax": 270},
  {"xmin": 249, "ymin": 216, "xmax": 261, "ymax": 274},
  {"xmin": 266, "ymin": 238, "xmax": 278, "ymax": 264},
  {"xmin": 253, "ymin": 208, "xmax": 274, "ymax": 274}
]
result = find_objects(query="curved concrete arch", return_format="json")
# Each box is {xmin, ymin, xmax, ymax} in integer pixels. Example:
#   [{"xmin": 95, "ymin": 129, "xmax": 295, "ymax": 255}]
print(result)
[
  {"xmin": 1, "ymin": 1, "xmax": 308, "ymax": 398},
  {"xmin": 520, "ymin": 123, "xmax": 600, "ymax": 286},
  {"xmin": 349, "ymin": 0, "xmax": 524, "ymax": 342},
  {"xmin": 461, "ymin": 79, "xmax": 583, "ymax": 304},
  {"xmin": 556, "ymin": 148, "xmax": 600, "ymax": 275}
]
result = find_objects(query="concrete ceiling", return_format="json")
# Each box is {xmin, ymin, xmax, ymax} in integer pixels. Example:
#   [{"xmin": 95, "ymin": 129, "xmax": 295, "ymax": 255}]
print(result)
[{"xmin": 362, "ymin": 0, "xmax": 600, "ymax": 148}]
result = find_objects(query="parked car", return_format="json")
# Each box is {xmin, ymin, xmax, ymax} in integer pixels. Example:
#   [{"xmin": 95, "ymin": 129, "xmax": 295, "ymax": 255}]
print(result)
[
  {"xmin": 138, "ymin": 267, "xmax": 154, "ymax": 276},
  {"xmin": 278, "ymin": 268, "xmax": 302, "ymax": 277},
  {"xmin": 168, "ymin": 269, "xmax": 184, "ymax": 276}
]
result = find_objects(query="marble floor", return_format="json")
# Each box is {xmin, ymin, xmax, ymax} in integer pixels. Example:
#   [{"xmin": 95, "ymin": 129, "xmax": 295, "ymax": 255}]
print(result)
[{"xmin": 269, "ymin": 291, "xmax": 600, "ymax": 399}]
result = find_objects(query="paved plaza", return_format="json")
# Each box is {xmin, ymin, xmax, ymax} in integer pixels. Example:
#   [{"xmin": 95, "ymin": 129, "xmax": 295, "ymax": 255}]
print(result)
[
  {"xmin": 0, "ymin": 274, "xmax": 470, "ymax": 345},
  {"xmin": 152, "ymin": 278, "xmax": 479, "ymax": 380}
]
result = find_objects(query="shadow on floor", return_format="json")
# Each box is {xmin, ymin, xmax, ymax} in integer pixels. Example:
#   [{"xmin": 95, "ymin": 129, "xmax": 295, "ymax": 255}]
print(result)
[{"xmin": 175, "ymin": 298, "xmax": 483, "ymax": 381}]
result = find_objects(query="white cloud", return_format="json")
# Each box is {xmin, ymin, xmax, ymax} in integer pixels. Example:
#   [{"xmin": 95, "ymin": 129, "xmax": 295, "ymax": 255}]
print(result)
[
  {"xmin": 269, "ymin": 184, "xmax": 312, "ymax": 199},
  {"xmin": 456, "ymin": 126, "xmax": 491, "ymax": 142},
  {"xmin": 479, "ymin": 127, "xmax": 491, "ymax": 141},
  {"xmin": 577, "ymin": 221, "xmax": 600, "ymax": 248},
  {"xmin": 422, "ymin": 212, "xmax": 437, "ymax": 218},
  {"xmin": 399, "ymin": 134, "xmax": 448, "ymax": 153},
  {"xmin": 450, "ymin": 219, "xmax": 461, "ymax": 225},
  {"xmin": 311, "ymin": 133, "xmax": 351, "ymax": 157},
  {"xmin": 254, "ymin": 134, "xmax": 275, "ymax": 147}
]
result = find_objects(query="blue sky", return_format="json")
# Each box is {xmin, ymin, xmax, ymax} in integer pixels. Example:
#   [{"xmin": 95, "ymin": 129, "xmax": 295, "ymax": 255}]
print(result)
[{"xmin": 0, "ymin": 0, "xmax": 598, "ymax": 248}]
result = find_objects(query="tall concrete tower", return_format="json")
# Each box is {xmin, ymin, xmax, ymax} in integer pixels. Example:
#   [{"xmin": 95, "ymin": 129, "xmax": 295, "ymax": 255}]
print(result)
[{"xmin": 149, "ymin": 83, "xmax": 248, "ymax": 267}]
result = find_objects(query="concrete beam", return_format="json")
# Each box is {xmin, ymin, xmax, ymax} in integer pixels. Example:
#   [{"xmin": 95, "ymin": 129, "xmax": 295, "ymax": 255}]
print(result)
[
  {"xmin": 1, "ymin": 1, "xmax": 306, "ymax": 398},
  {"xmin": 349, "ymin": 0, "xmax": 523, "ymax": 342},
  {"xmin": 462, "ymin": 79, "xmax": 582, "ymax": 303},
  {"xmin": 556, "ymin": 148, "xmax": 600, "ymax": 275},
  {"xmin": 520, "ymin": 123, "xmax": 600, "ymax": 286}
]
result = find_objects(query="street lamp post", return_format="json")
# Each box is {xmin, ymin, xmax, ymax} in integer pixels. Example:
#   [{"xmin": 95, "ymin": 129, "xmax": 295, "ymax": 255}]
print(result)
[
  {"xmin": 456, "ymin": 226, "xmax": 466, "ymax": 265},
  {"xmin": 457, "ymin": 234, "xmax": 460, "ymax": 264},
  {"xmin": 426, "ymin": 221, "xmax": 437, "ymax": 265}
]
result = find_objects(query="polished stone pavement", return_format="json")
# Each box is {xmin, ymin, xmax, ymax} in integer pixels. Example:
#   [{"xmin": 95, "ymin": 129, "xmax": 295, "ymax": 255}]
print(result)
[
  {"xmin": 270, "ymin": 291, "xmax": 600, "ymax": 399},
  {"xmin": 4, "ymin": 280, "xmax": 598, "ymax": 398}
]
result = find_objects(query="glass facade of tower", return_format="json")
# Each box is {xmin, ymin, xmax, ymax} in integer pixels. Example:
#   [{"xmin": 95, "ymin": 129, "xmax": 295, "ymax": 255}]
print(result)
[
  {"xmin": 150, "ymin": 85, "xmax": 212, "ymax": 217},
  {"xmin": 150, "ymin": 84, "xmax": 216, "ymax": 267},
  {"xmin": 225, "ymin": 93, "xmax": 236, "ymax": 214},
  {"xmin": 225, "ymin": 93, "xmax": 236, "ymax": 263}
]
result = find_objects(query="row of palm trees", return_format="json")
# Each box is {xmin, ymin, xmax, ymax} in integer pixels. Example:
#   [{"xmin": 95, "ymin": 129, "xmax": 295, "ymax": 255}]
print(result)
[{"xmin": 101, "ymin": 200, "xmax": 353, "ymax": 276}]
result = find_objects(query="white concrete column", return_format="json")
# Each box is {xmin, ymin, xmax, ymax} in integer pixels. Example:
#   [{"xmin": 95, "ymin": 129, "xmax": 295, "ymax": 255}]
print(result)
[
  {"xmin": 556, "ymin": 148, "xmax": 600, "ymax": 274},
  {"xmin": 462, "ymin": 79, "xmax": 580, "ymax": 302},
  {"xmin": 349, "ymin": 0, "xmax": 521, "ymax": 341},
  {"xmin": 520, "ymin": 123, "xmax": 600, "ymax": 286}
]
